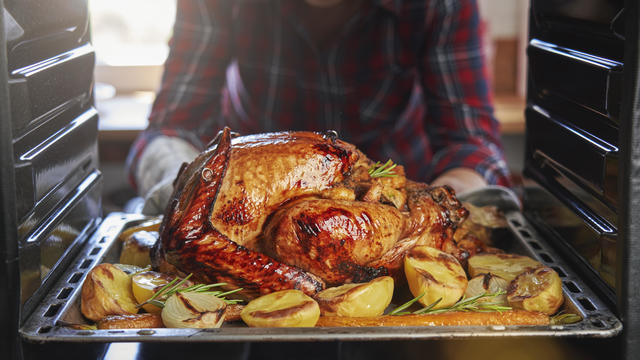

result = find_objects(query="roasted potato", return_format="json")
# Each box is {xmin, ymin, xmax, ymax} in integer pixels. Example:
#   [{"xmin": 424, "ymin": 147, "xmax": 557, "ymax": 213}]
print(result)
[
  {"xmin": 464, "ymin": 273, "xmax": 509, "ymax": 306},
  {"xmin": 315, "ymin": 276, "xmax": 394, "ymax": 317},
  {"xmin": 404, "ymin": 246, "xmax": 468, "ymax": 308},
  {"xmin": 468, "ymin": 253, "xmax": 541, "ymax": 282},
  {"xmin": 81, "ymin": 263, "xmax": 139, "ymax": 321},
  {"xmin": 241, "ymin": 290, "xmax": 320, "ymax": 327},
  {"xmin": 507, "ymin": 266, "xmax": 564, "ymax": 315},
  {"xmin": 131, "ymin": 271, "xmax": 174, "ymax": 313},
  {"xmin": 162, "ymin": 292, "xmax": 227, "ymax": 328},
  {"xmin": 119, "ymin": 230, "xmax": 158, "ymax": 267},
  {"xmin": 97, "ymin": 313, "xmax": 164, "ymax": 329}
]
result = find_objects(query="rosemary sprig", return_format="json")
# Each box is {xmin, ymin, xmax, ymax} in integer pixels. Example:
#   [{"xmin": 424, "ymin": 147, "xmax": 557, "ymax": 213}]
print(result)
[
  {"xmin": 368, "ymin": 159, "xmax": 398, "ymax": 178},
  {"xmin": 136, "ymin": 273, "xmax": 242, "ymax": 309},
  {"xmin": 388, "ymin": 292, "xmax": 425, "ymax": 315},
  {"xmin": 412, "ymin": 298, "xmax": 443, "ymax": 314},
  {"xmin": 422, "ymin": 291, "xmax": 511, "ymax": 314},
  {"xmin": 550, "ymin": 312, "xmax": 582, "ymax": 325},
  {"xmin": 390, "ymin": 291, "xmax": 511, "ymax": 316}
]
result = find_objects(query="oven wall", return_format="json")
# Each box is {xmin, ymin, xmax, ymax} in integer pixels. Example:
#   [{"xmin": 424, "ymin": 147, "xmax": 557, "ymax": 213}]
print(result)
[
  {"xmin": 523, "ymin": 0, "xmax": 623, "ymax": 305},
  {"xmin": 2, "ymin": 0, "xmax": 102, "ymax": 325}
]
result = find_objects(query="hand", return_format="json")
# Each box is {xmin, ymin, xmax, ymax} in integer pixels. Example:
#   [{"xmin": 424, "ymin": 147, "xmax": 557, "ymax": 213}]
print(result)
[
  {"xmin": 431, "ymin": 167, "xmax": 487, "ymax": 196},
  {"xmin": 136, "ymin": 136, "xmax": 199, "ymax": 215},
  {"xmin": 141, "ymin": 175, "xmax": 176, "ymax": 215}
]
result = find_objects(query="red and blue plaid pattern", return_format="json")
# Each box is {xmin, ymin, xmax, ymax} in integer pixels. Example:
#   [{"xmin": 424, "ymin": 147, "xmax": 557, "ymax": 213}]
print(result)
[{"xmin": 127, "ymin": 0, "xmax": 510, "ymax": 189}]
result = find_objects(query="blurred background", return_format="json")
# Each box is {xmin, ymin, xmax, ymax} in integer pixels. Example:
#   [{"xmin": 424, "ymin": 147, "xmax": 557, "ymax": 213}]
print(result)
[{"xmin": 92, "ymin": 0, "xmax": 530, "ymax": 212}]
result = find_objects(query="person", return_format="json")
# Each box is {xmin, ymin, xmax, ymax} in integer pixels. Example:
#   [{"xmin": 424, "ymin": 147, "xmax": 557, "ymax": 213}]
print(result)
[{"xmin": 127, "ymin": 0, "xmax": 510, "ymax": 215}]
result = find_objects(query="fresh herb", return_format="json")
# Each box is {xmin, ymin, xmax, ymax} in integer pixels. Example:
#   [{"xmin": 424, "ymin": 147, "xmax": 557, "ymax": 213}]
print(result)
[
  {"xmin": 388, "ymin": 292, "xmax": 425, "ymax": 315},
  {"xmin": 550, "ymin": 312, "xmax": 582, "ymax": 325},
  {"xmin": 390, "ymin": 291, "xmax": 511, "ymax": 316},
  {"xmin": 412, "ymin": 298, "xmax": 443, "ymax": 314},
  {"xmin": 136, "ymin": 273, "xmax": 243, "ymax": 309},
  {"xmin": 368, "ymin": 159, "xmax": 398, "ymax": 178}
]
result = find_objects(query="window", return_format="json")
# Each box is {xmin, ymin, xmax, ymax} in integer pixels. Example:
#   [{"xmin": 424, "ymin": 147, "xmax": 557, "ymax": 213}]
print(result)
[{"xmin": 89, "ymin": 0, "xmax": 176, "ymax": 130}]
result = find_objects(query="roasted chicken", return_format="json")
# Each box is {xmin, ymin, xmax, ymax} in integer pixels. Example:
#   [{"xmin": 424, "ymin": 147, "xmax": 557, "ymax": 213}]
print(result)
[{"xmin": 153, "ymin": 128, "xmax": 469, "ymax": 297}]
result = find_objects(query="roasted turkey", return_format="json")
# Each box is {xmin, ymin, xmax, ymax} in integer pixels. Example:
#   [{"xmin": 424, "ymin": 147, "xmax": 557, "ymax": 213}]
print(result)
[{"xmin": 153, "ymin": 128, "xmax": 470, "ymax": 297}]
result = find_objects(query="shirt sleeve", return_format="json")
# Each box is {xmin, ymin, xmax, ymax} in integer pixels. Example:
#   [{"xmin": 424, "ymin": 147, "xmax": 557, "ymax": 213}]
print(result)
[
  {"xmin": 420, "ymin": 0, "xmax": 510, "ymax": 186},
  {"xmin": 126, "ymin": 0, "xmax": 232, "ymax": 190}
]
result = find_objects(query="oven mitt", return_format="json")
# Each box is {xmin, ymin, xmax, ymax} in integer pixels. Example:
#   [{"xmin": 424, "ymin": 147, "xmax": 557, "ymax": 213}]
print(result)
[{"xmin": 136, "ymin": 136, "xmax": 200, "ymax": 215}]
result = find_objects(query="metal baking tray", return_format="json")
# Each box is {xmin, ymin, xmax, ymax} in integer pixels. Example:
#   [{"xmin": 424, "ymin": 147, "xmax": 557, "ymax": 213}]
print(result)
[{"xmin": 20, "ymin": 187, "xmax": 622, "ymax": 343}]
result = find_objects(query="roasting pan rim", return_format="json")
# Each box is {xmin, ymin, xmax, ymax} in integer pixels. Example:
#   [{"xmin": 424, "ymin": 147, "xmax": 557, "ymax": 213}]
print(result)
[{"xmin": 19, "ymin": 187, "xmax": 623, "ymax": 343}]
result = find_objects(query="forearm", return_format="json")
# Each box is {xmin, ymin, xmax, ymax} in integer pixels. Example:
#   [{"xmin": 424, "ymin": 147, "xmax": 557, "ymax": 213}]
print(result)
[{"xmin": 421, "ymin": 0, "xmax": 510, "ymax": 187}]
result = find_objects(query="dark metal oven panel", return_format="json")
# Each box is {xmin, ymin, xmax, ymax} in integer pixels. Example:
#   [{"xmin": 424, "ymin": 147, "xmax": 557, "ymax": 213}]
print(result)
[
  {"xmin": 14, "ymin": 108, "xmax": 99, "ymax": 223},
  {"xmin": 531, "ymin": 0, "xmax": 624, "ymax": 61},
  {"xmin": 9, "ymin": 44, "xmax": 95, "ymax": 135},
  {"xmin": 526, "ymin": 105, "xmax": 618, "ymax": 208},
  {"xmin": 525, "ymin": 0, "xmax": 624, "ymax": 302},
  {"xmin": 2, "ymin": 0, "xmax": 102, "ymax": 326},
  {"xmin": 529, "ymin": 39, "xmax": 622, "ymax": 119},
  {"xmin": 4, "ymin": 0, "xmax": 90, "ymax": 70},
  {"xmin": 19, "ymin": 171, "xmax": 101, "ymax": 319}
]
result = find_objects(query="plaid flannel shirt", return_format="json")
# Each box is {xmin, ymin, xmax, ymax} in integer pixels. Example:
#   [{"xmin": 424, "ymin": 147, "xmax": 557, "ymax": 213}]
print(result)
[{"xmin": 126, "ymin": 0, "xmax": 510, "ymax": 189}]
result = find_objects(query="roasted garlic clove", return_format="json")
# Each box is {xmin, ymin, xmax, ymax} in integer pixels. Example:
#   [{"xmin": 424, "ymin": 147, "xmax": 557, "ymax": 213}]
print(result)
[
  {"xmin": 464, "ymin": 273, "xmax": 509, "ymax": 306},
  {"xmin": 316, "ymin": 276, "xmax": 394, "ymax": 317},
  {"xmin": 507, "ymin": 266, "xmax": 564, "ymax": 315},
  {"xmin": 161, "ymin": 292, "xmax": 227, "ymax": 328},
  {"xmin": 404, "ymin": 246, "xmax": 468, "ymax": 309}
]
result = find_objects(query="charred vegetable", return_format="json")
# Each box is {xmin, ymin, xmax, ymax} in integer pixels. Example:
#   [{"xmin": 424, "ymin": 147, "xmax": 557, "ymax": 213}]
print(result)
[
  {"xmin": 241, "ymin": 290, "xmax": 320, "ymax": 327},
  {"xmin": 404, "ymin": 246, "xmax": 468, "ymax": 309},
  {"xmin": 507, "ymin": 266, "xmax": 564, "ymax": 315},
  {"xmin": 315, "ymin": 276, "xmax": 394, "ymax": 317},
  {"xmin": 81, "ymin": 263, "xmax": 139, "ymax": 321},
  {"xmin": 468, "ymin": 253, "xmax": 541, "ymax": 282}
]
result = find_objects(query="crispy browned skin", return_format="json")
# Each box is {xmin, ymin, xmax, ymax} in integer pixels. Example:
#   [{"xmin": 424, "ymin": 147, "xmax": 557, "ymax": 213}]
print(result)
[
  {"xmin": 263, "ymin": 199, "xmax": 405, "ymax": 284},
  {"xmin": 315, "ymin": 310, "xmax": 549, "ymax": 327},
  {"xmin": 155, "ymin": 128, "xmax": 327, "ymax": 297},
  {"xmin": 210, "ymin": 131, "xmax": 358, "ymax": 250},
  {"xmin": 155, "ymin": 128, "xmax": 469, "ymax": 297},
  {"xmin": 97, "ymin": 313, "xmax": 164, "ymax": 329},
  {"xmin": 224, "ymin": 304, "xmax": 245, "ymax": 322}
]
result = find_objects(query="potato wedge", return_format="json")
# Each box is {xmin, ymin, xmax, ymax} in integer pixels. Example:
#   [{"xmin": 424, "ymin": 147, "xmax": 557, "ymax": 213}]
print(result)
[
  {"xmin": 464, "ymin": 273, "xmax": 509, "ymax": 306},
  {"xmin": 131, "ymin": 271, "xmax": 174, "ymax": 313},
  {"xmin": 241, "ymin": 290, "xmax": 320, "ymax": 327},
  {"xmin": 81, "ymin": 263, "xmax": 139, "ymax": 321},
  {"xmin": 97, "ymin": 313, "xmax": 164, "ymax": 329},
  {"xmin": 468, "ymin": 253, "xmax": 541, "ymax": 282},
  {"xmin": 316, "ymin": 276, "xmax": 394, "ymax": 317},
  {"xmin": 119, "ymin": 230, "xmax": 158, "ymax": 267},
  {"xmin": 404, "ymin": 246, "xmax": 468, "ymax": 308},
  {"xmin": 507, "ymin": 266, "xmax": 564, "ymax": 315}
]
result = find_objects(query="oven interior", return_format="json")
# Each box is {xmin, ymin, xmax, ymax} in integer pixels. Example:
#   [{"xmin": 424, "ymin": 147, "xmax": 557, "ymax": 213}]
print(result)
[{"xmin": 2, "ymin": 0, "xmax": 640, "ymax": 359}]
